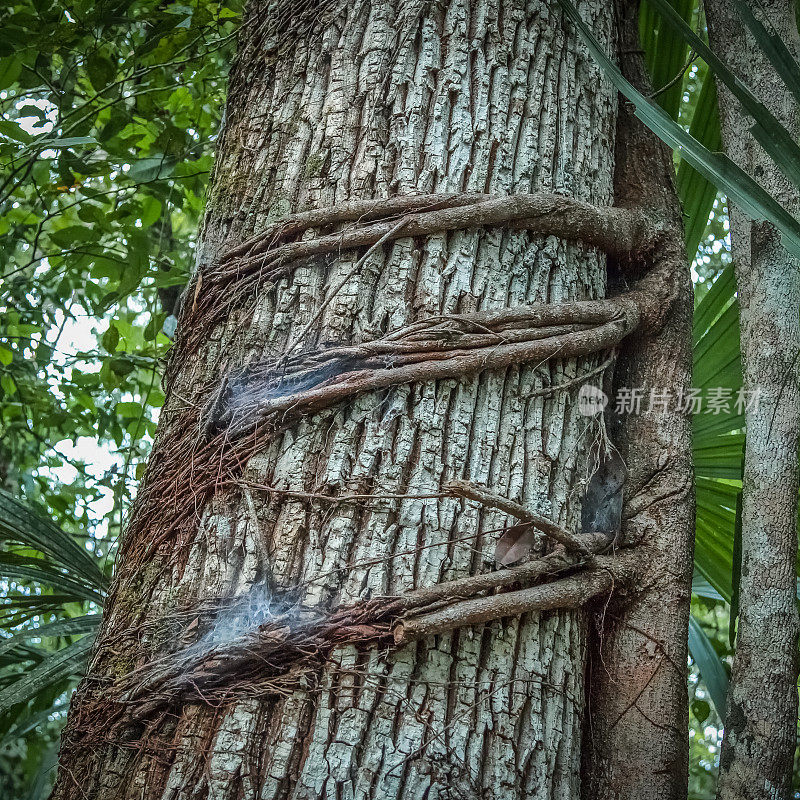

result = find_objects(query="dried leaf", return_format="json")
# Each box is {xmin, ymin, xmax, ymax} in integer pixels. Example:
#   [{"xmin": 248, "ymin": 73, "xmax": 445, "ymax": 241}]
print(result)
[
  {"xmin": 494, "ymin": 523, "xmax": 537, "ymax": 567},
  {"xmin": 581, "ymin": 446, "xmax": 626, "ymax": 537}
]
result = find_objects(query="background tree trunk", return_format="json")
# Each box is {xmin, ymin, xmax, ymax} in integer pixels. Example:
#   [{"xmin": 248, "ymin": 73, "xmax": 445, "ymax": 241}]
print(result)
[
  {"xmin": 705, "ymin": 2, "xmax": 800, "ymax": 798},
  {"xmin": 48, "ymin": 2, "xmax": 678, "ymax": 798}
]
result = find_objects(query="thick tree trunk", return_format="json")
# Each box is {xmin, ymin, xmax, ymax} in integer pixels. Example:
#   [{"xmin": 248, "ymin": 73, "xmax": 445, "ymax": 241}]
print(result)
[
  {"xmin": 50, "ymin": 2, "xmax": 690, "ymax": 799},
  {"xmin": 704, "ymin": 2, "xmax": 800, "ymax": 799}
]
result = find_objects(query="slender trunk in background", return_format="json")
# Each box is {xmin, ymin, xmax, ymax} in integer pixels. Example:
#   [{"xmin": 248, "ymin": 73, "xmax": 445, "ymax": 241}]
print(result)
[
  {"xmin": 48, "ymin": 2, "xmax": 692, "ymax": 798},
  {"xmin": 704, "ymin": 2, "xmax": 800, "ymax": 798}
]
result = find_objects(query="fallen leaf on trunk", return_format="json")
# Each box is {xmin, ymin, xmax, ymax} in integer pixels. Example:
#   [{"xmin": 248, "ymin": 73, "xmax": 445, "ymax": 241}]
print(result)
[{"xmin": 494, "ymin": 523, "xmax": 537, "ymax": 566}]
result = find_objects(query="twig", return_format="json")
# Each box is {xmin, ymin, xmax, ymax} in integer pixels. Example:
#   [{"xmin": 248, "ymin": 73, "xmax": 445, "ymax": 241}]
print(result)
[
  {"xmin": 281, "ymin": 214, "xmax": 411, "ymax": 358},
  {"xmin": 648, "ymin": 51, "xmax": 698, "ymax": 100},
  {"xmin": 445, "ymin": 479, "xmax": 592, "ymax": 554},
  {"xmin": 523, "ymin": 354, "xmax": 615, "ymax": 398}
]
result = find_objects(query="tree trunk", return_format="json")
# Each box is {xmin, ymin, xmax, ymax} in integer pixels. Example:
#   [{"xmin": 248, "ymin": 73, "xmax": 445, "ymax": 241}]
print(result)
[
  {"xmin": 581, "ymin": 3, "xmax": 694, "ymax": 798},
  {"xmin": 50, "ymin": 2, "xmax": 690, "ymax": 799},
  {"xmin": 704, "ymin": 2, "xmax": 800, "ymax": 798}
]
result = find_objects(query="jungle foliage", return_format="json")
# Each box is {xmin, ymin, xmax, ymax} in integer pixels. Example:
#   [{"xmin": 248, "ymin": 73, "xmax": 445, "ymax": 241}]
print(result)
[{"xmin": 0, "ymin": 0, "xmax": 239, "ymax": 793}]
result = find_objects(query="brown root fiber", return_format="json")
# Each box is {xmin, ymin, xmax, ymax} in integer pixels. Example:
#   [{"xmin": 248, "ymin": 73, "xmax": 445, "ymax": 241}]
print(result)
[{"xmin": 120, "ymin": 192, "xmax": 669, "ymax": 577}]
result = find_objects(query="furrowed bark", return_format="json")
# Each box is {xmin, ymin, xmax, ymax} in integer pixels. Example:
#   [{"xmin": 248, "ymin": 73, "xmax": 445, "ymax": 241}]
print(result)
[
  {"xmin": 704, "ymin": 2, "xmax": 800, "ymax": 798},
  {"xmin": 582, "ymin": 2, "xmax": 695, "ymax": 799},
  {"xmin": 51, "ymin": 2, "xmax": 626, "ymax": 798}
]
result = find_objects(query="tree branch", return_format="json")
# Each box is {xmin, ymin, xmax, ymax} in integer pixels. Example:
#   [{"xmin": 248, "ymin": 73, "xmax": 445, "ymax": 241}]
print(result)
[{"xmin": 445, "ymin": 479, "xmax": 596, "ymax": 554}]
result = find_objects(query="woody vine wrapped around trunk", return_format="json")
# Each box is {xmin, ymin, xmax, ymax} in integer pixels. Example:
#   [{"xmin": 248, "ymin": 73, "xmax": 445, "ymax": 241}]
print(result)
[{"xmin": 60, "ymin": 187, "xmax": 681, "ymax": 739}]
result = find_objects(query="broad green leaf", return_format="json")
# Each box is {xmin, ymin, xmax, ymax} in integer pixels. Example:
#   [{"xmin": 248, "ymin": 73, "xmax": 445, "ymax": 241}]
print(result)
[
  {"xmin": 49, "ymin": 225, "xmax": 98, "ymax": 248},
  {"xmin": 115, "ymin": 401, "xmax": 143, "ymax": 417},
  {"xmin": 692, "ymin": 698, "xmax": 711, "ymax": 724},
  {"xmin": 86, "ymin": 52, "xmax": 116, "ymax": 92},
  {"xmin": 0, "ymin": 56, "xmax": 22, "ymax": 89},
  {"xmin": 127, "ymin": 156, "xmax": 176, "ymax": 182},
  {"xmin": 35, "ymin": 136, "xmax": 98, "ymax": 149},
  {"xmin": 140, "ymin": 195, "xmax": 163, "ymax": 227},
  {"xmin": 0, "ymin": 119, "xmax": 34, "ymax": 144}
]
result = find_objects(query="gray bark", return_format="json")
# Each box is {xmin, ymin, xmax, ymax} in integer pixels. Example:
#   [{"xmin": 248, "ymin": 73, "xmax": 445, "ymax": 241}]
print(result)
[
  {"xmin": 173, "ymin": 3, "xmax": 614, "ymax": 795},
  {"xmin": 704, "ymin": 2, "xmax": 800, "ymax": 798}
]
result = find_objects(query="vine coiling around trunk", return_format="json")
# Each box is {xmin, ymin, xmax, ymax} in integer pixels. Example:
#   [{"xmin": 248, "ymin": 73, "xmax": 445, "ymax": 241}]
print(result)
[
  {"xmin": 62, "ymin": 189, "xmax": 681, "ymax": 752},
  {"xmin": 117, "ymin": 189, "xmax": 677, "ymax": 573}
]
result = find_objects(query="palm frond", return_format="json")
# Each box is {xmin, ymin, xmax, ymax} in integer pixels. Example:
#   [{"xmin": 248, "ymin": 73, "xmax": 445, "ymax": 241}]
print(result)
[
  {"xmin": 640, "ymin": 0, "xmax": 694, "ymax": 121},
  {"xmin": 0, "ymin": 637, "xmax": 94, "ymax": 715},
  {"xmin": 677, "ymin": 68, "xmax": 722, "ymax": 258},
  {"xmin": 688, "ymin": 613, "xmax": 728, "ymax": 717},
  {"xmin": 558, "ymin": 0, "xmax": 800, "ymax": 258},
  {"xmin": 0, "ymin": 490, "xmax": 107, "ymax": 592},
  {"xmin": 646, "ymin": 0, "xmax": 800, "ymax": 191}
]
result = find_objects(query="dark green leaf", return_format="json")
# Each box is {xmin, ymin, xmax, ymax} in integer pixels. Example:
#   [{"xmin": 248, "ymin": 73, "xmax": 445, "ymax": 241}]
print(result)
[
  {"xmin": 0, "ymin": 637, "xmax": 93, "ymax": 713},
  {"xmin": 688, "ymin": 614, "xmax": 729, "ymax": 719},
  {"xmin": 558, "ymin": 0, "xmax": 800, "ymax": 259}
]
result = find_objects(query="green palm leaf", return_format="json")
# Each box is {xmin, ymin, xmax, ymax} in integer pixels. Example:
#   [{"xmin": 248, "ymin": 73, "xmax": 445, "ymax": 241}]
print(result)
[
  {"xmin": 692, "ymin": 264, "xmax": 742, "ymax": 602},
  {"xmin": 688, "ymin": 613, "xmax": 729, "ymax": 718},
  {"xmin": 558, "ymin": 0, "xmax": 800, "ymax": 258},
  {"xmin": 0, "ymin": 495, "xmax": 106, "ymax": 757},
  {"xmin": 0, "ymin": 615, "xmax": 101, "ymax": 659},
  {"xmin": 0, "ymin": 490, "xmax": 107, "ymax": 592},
  {"xmin": 0, "ymin": 554, "xmax": 105, "ymax": 605},
  {"xmin": 646, "ymin": 0, "xmax": 800, "ymax": 192},
  {"xmin": 640, "ymin": 0, "xmax": 694, "ymax": 121},
  {"xmin": 0, "ymin": 595, "xmax": 98, "ymax": 628},
  {"xmin": 677, "ymin": 69, "xmax": 722, "ymax": 259},
  {"xmin": 0, "ymin": 637, "xmax": 93, "ymax": 714}
]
